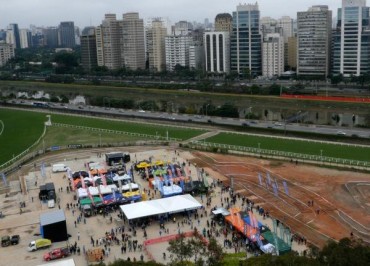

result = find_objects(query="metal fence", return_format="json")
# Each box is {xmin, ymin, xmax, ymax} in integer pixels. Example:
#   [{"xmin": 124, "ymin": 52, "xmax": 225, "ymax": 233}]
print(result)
[
  {"xmin": 53, "ymin": 123, "xmax": 182, "ymax": 142},
  {"xmin": 188, "ymin": 140, "xmax": 370, "ymax": 170}
]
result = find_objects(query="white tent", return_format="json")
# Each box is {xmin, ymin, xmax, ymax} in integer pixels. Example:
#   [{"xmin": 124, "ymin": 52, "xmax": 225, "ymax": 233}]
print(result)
[
  {"xmin": 120, "ymin": 194, "xmax": 202, "ymax": 220},
  {"xmin": 88, "ymin": 186, "xmax": 99, "ymax": 196},
  {"xmin": 113, "ymin": 173, "xmax": 131, "ymax": 182},
  {"xmin": 38, "ymin": 258, "xmax": 75, "ymax": 266},
  {"xmin": 99, "ymin": 184, "xmax": 117, "ymax": 195},
  {"xmin": 122, "ymin": 183, "xmax": 139, "ymax": 191},
  {"xmin": 77, "ymin": 188, "xmax": 88, "ymax": 198}
]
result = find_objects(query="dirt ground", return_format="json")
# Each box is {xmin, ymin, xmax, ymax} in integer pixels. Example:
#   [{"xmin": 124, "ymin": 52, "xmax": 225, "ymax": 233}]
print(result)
[
  {"xmin": 0, "ymin": 147, "xmax": 368, "ymax": 266},
  {"xmin": 188, "ymin": 151, "xmax": 370, "ymax": 248}
]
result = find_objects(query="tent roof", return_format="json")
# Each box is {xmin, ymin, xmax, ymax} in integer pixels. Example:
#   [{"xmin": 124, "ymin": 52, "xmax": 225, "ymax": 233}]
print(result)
[
  {"xmin": 120, "ymin": 194, "xmax": 202, "ymax": 220},
  {"xmin": 88, "ymin": 186, "xmax": 99, "ymax": 196},
  {"xmin": 212, "ymin": 207, "xmax": 230, "ymax": 216},
  {"xmin": 40, "ymin": 210, "xmax": 66, "ymax": 226},
  {"xmin": 38, "ymin": 258, "xmax": 76, "ymax": 266}
]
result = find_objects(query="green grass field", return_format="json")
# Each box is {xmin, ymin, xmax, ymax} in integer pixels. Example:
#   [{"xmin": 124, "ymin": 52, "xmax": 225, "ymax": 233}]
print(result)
[
  {"xmin": 0, "ymin": 109, "xmax": 46, "ymax": 165},
  {"xmin": 0, "ymin": 109, "xmax": 206, "ymax": 166},
  {"xmin": 205, "ymin": 132, "xmax": 370, "ymax": 162},
  {"xmin": 51, "ymin": 114, "xmax": 205, "ymax": 141}
]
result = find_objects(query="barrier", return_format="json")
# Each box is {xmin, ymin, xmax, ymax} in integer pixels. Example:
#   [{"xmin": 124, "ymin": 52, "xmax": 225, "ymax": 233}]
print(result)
[{"xmin": 281, "ymin": 94, "xmax": 370, "ymax": 103}]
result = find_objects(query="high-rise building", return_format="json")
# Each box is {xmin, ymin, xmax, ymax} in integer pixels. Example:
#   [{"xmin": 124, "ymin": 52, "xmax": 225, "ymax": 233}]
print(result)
[
  {"xmin": 262, "ymin": 33, "xmax": 284, "ymax": 77},
  {"xmin": 0, "ymin": 42, "xmax": 15, "ymax": 67},
  {"xmin": 165, "ymin": 35, "xmax": 192, "ymax": 71},
  {"xmin": 277, "ymin": 16, "xmax": 294, "ymax": 43},
  {"xmin": 80, "ymin": 27, "xmax": 97, "ymax": 71},
  {"xmin": 260, "ymin": 17, "xmax": 281, "ymax": 36},
  {"xmin": 332, "ymin": 0, "xmax": 370, "ymax": 76},
  {"xmin": 146, "ymin": 20, "xmax": 167, "ymax": 72},
  {"xmin": 287, "ymin": 36, "xmax": 297, "ymax": 69},
  {"xmin": 44, "ymin": 27, "xmax": 59, "ymax": 48},
  {"xmin": 230, "ymin": 3, "xmax": 262, "ymax": 77},
  {"xmin": 173, "ymin": 21, "xmax": 193, "ymax": 36},
  {"xmin": 19, "ymin": 29, "xmax": 32, "ymax": 49},
  {"xmin": 189, "ymin": 43, "xmax": 204, "ymax": 70},
  {"xmin": 214, "ymin": 13, "xmax": 233, "ymax": 33},
  {"xmin": 120, "ymin": 12, "xmax": 145, "ymax": 70},
  {"xmin": 96, "ymin": 14, "xmax": 122, "ymax": 70},
  {"xmin": 6, "ymin": 24, "xmax": 21, "ymax": 49},
  {"xmin": 59, "ymin": 21, "xmax": 76, "ymax": 48},
  {"xmin": 297, "ymin": 5, "xmax": 332, "ymax": 77},
  {"xmin": 204, "ymin": 32, "xmax": 230, "ymax": 73}
]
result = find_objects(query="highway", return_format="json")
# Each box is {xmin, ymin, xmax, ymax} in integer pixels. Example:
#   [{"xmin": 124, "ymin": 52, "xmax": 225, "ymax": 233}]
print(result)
[{"xmin": 5, "ymin": 100, "xmax": 370, "ymax": 139}]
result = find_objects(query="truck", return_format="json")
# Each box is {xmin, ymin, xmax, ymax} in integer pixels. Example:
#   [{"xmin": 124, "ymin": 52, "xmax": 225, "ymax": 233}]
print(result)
[
  {"xmin": 1, "ymin": 235, "xmax": 20, "ymax": 246},
  {"xmin": 43, "ymin": 247, "xmax": 70, "ymax": 261},
  {"xmin": 28, "ymin": 238, "xmax": 52, "ymax": 251},
  {"xmin": 52, "ymin": 164, "xmax": 68, "ymax": 173}
]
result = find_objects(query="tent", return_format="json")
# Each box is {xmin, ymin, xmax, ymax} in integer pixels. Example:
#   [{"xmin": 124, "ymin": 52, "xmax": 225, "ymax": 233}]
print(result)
[
  {"xmin": 88, "ymin": 186, "xmax": 99, "ymax": 196},
  {"xmin": 77, "ymin": 188, "xmax": 88, "ymax": 198},
  {"xmin": 120, "ymin": 194, "xmax": 202, "ymax": 220},
  {"xmin": 243, "ymin": 216, "xmax": 264, "ymax": 229},
  {"xmin": 112, "ymin": 174, "xmax": 131, "ymax": 182},
  {"xmin": 212, "ymin": 207, "xmax": 230, "ymax": 216},
  {"xmin": 99, "ymin": 184, "xmax": 117, "ymax": 195},
  {"xmin": 38, "ymin": 258, "xmax": 76, "ymax": 266},
  {"xmin": 161, "ymin": 184, "xmax": 183, "ymax": 198}
]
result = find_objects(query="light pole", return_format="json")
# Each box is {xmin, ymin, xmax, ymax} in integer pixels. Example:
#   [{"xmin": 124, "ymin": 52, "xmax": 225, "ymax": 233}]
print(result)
[
  {"xmin": 206, "ymin": 104, "xmax": 210, "ymax": 117},
  {"xmin": 248, "ymin": 107, "xmax": 252, "ymax": 120}
]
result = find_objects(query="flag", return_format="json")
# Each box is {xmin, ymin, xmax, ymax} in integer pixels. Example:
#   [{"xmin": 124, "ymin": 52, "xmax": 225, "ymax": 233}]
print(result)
[
  {"xmin": 1, "ymin": 173, "xmax": 7, "ymax": 186},
  {"xmin": 258, "ymin": 173, "xmax": 262, "ymax": 185},
  {"xmin": 283, "ymin": 181, "xmax": 289, "ymax": 196}
]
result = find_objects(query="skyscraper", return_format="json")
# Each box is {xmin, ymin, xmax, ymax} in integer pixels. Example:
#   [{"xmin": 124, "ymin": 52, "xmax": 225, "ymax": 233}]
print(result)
[
  {"xmin": 44, "ymin": 27, "xmax": 59, "ymax": 48},
  {"xmin": 80, "ymin": 27, "xmax": 97, "ymax": 71},
  {"xmin": 214, "ymin": 13, "xmax": 233, "ymax": 33},
  {"xmin": 59, "ymin": 21, "xmax": 76, "ymax": 48},
  {"xmin": 204, "ymin": 32, "xmax": 230, "ymax": 73},
  {"xmin": 165, "ymin": 35, "xmax": 192, "ymax": 71},
  {"xmin": 120, "ymin": 12, "xmax": 145, "ymax": 70},
  {"xmin": 19, "ymin": 29, "xmax": 32, "ymax": 49},
  {"xmin": 262, "ymin": 33, "xmax": 284, "ymax": 77},
  {"xmin": 96, "ymin": 14, "xmax": 122, "ymax": 70},
  {"xmin": 297, "ymin": 5, "xmax": 332, "ymax": 77},
  {"xmin": 0, "ymin": 43, "xmax": 15, "ymax": 67},
  {"xmin": 146, "ymin": 20, "xmax": 167, "ymax": 72},
  {"xmin": 230, "ymin": 3, "xmax": 262, "ymax": 77},
  {"xmin": 6, "ymin": 24, "xmax": 21, "ymax": 49},
  {"xmin": 332, "ymin": 0, "xmax": 370, "ymax": 76}
]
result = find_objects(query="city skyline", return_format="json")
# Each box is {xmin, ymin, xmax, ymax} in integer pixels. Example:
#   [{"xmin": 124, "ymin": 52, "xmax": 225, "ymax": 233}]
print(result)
[{"xmin": 1, "ymin": 0, "xmax": 342, "ymax": 29}]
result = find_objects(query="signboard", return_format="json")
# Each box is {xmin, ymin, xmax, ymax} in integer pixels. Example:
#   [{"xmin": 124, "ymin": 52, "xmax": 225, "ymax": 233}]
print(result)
[{"xmin": 68, "ymin": 144, "xmax": 83, "ymax": 149}]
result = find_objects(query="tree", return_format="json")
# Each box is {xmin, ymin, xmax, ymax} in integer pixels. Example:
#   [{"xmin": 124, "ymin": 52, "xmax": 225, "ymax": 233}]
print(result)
[
  {"xmin": 167, "ymin": 233, "xmax": 193, "ymax": 264},
  {"xmin": 206, "ymin": 237, "xmax": 224, "ymax": 266}
]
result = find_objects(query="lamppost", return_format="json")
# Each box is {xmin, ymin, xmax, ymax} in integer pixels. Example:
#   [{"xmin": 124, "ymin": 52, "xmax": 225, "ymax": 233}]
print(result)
[
  {"xmin": 248, "ymin": 107, "xmax": 252, "ymax": 120},
  {"xmin": 206, "ymin": 104, "xmax": 210, "ymax": 117}
]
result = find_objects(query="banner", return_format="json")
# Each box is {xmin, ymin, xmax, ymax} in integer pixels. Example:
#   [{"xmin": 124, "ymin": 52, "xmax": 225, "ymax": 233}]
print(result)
[
  {"xmin": 258, "ymin": 173, "xmax": 262, "ymax": 186},
  {"xmin": 283, "ymin": 181, "xmax": 289, "ymax": 196}
]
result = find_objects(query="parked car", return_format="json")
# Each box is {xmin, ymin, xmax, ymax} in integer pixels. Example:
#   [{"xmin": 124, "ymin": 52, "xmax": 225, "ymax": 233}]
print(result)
[{"xmin": 43, "ymin": 247, "xmax": 70, "ymax": 261}]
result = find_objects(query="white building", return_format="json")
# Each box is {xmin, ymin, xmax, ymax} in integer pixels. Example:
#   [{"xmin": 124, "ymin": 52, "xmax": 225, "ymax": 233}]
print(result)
[
  {"xmin": 262, "ymin": 33, "xmax": 284, "ymax": 77},
  {"xmin": 0, "ymin": 42, "xmax": 15, "ymax": 67},
  {"xmin": 165, "ymin": 35, "xmax": 192, "ymax": 71},
  {"xmin": 146, "ymin": 20, "xmax": 167, "ymax": 72},
  {"xmin": 204, "ymin": 32, "xmax": 230, "ymax": 73},
  {"xmin": 19, "ymin": 29, "xmax": 31, "ymax": 49},
  {"xmin": 277, "ymin": 16, "xmax": 294, "ymax": 43}
]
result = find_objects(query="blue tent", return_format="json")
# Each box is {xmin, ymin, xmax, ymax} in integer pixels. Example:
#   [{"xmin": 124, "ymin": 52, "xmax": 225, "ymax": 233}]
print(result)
[{"xmin": 243, "ymin": 216, "xmax": 264, "ymax": 229}]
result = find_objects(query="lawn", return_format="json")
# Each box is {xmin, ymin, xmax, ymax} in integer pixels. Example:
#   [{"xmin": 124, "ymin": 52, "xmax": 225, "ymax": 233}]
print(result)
[
  {"xmin": 205, "ymin": 132, "xmax": 370, "ymax": 162},
  {"xmin": 0, "ymin": 109, "xmax": 46, "ymax": 165},
  {"xmin": 51, "ymin": 114, "xmax": 206, "ymax": 141},
  {"xmin": 0, "ymin": 108, "xmax": 206, "ymax": 167}
]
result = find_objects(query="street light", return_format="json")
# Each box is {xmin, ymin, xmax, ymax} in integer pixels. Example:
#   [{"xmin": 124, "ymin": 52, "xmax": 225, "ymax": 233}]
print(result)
[
  {"xmin": 206, "ymin": 104, "xmax": 210, "ymax": 117},
  {"xmin": 248, "ymin": 107, "xmax": 252, "ymax": 120}
]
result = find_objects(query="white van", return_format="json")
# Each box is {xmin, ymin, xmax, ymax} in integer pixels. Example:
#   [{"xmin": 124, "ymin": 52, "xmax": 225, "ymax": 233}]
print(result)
[
  {"xmin": 47, "ymin": 199, "xmax": 55, "ymax": 208},
  {"xmin": 52, "ymin": 164, "xmax": 67, "ymax": 173}
]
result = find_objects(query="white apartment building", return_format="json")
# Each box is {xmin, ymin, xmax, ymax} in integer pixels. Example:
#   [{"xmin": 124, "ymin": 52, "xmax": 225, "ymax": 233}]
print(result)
[
  {"xmin": 19, "ymin": 29, "xmax": 31, "ymax": 49},
  {"xmin": 165, "ymin": 35, "xmax": 192, "ymax": 71},
  {"xmin": 262, "ymin": 33, "xmax": 284, "ymax": 77},
  {"xmin": 146, "ymin": 20, "xmax": 167, "ymax": 72},
  {"xmin": 204, "ymin": 32, "xmax": 230, "ymax": 73},
  {"xmin": 0, "ymin": 43, "xmax": 15, "ymax": 67}
]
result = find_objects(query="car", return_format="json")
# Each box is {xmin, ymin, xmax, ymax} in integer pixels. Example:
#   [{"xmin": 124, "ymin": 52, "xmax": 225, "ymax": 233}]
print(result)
[
  {"xmin": 274, "ymin": 122, "xmax": 283, "ymax": 127},
  {"xmin": 242, "ymin": 122, "xmax": 250, "ymax": 127},
  {"xmin": 336, "ymin": 131, "xmax": 347, "ymax": 136},
  {"xmin": 138, "ymin": 109, "xmax": 145, "ymax": 113}
]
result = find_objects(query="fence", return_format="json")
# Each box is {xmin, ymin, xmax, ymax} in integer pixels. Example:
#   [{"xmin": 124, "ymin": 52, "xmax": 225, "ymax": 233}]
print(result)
[
  {"xmin": 53, "ymin": 123, "xmax": 182, "ymax": 142},
  {"xmin": 188, "ymin": 140, "xmax": 370, "ymax": 170}
]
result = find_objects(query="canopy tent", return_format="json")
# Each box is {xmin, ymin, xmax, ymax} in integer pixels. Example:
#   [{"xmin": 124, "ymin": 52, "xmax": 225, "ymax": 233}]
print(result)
[
  {"xmin": 122, "ymin": 183, "xmax": 139, "ymax": 191},
  {"xmin": 161, "ymin": 184, "xmax": 183, "ymax": 198},
  {"xmin": 243, "ymin": 216, "xmax": 264, "ymax": 229},
  {"xmin": 77, "ymin": 188, "xmax": 88, "ymax": 198},
  {"xmin": 112, "ymin": 174, "xmax": 131, "ymax": 182},
  {"xmin": 99, "ymin": 184, "xmax": 118, "ymax": 195},
  {"xmin": 88, "ymin": 186, "xmax": 99, "ymax": 196},
  {"xmin": 120, "ymin": 194, "xmax": 202, "ymax": 220},
  {"xmin": 80, "ymin": 197, "xmax": 103, "ymax": 206},
  {"xmin": 212, "ymin": 207, "xmax": 230, "ymax": 216}
]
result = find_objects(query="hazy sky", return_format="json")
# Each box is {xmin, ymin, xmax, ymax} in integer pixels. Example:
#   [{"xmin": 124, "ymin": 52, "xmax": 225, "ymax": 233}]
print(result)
[{"xmin": 1, "ymin": 0, "xmax": 342, "ymax": 29}]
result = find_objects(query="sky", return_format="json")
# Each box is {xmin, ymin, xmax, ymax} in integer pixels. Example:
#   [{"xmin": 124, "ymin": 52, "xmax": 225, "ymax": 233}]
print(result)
[{"xmin": 1, "ymin": 0, "xmax": 342, "ymax": 29}]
